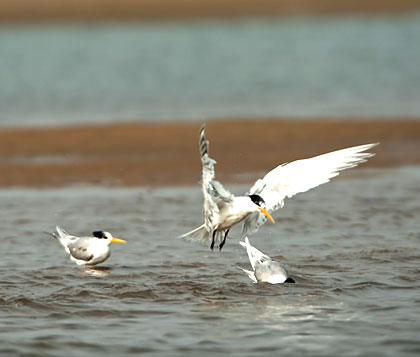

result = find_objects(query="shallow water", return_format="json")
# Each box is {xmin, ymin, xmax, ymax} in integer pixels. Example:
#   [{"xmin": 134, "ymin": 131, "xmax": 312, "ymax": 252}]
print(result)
[
  {"xmin": 1, "ymin": 14, "xmax": 420, "ymax": 126},
  {"xmin": 1, "ymin": 167, "xmax": 420, "ymax": 356}
]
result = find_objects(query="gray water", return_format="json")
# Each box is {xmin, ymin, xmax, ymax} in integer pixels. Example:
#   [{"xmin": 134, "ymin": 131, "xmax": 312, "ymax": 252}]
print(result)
[
  {"xmin": 1, "ymin": 14, "xmax": 420, "ymax": 126},
  {"xmin": 0, "ymin": 167, "xmax": 419, "ymax": 356}
]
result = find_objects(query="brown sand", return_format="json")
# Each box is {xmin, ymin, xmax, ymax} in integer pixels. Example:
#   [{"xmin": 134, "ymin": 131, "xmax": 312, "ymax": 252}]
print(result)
[
  {"xmin": 1, "ymin": 0, "xmax": 420, "ymax": 22},
  {"xmin": 0, "ymin": 119, "xmax": 419, "ymax": 188}
]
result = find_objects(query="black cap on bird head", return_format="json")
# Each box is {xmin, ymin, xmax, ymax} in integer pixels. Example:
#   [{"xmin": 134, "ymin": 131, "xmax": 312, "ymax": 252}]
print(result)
[
  {"xmin": 92, "ymin": 230, "xmax": 107, "ymax": 239},
  {"xmin": 248, "ymin": 194, "xmax": 266, "ymax": 207},
  {"xmin": 248, "ymin": 194, "xmax": 276, "ymax": 223}
]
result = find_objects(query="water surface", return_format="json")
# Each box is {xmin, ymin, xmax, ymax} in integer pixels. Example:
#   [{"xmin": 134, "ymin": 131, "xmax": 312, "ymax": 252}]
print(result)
[
  {"xmin": 1, "ymin": 14, "xmax": 420, "ymax": 126},
  {"xmin": 0, "ymin": 167, "xmax": 419, "ymax": 356}
]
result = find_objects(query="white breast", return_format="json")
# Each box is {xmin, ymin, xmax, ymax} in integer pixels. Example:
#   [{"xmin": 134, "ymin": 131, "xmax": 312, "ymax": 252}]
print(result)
[{"xmin": 216, "ymin": 196, "xmax": 257, "ymax": 230}]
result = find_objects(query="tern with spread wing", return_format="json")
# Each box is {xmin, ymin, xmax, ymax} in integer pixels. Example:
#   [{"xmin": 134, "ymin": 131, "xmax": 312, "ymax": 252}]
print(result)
[
  {"xmin": 238, "ymin": 237, "xmax": 294, "ymax": 284},
  {"xmin": 180, "ymin": 124, "xmax": 378, "ymax": 251},
  {"xmin": 52, "ymin": 226, "xmax": 126, "ymax": 266}
]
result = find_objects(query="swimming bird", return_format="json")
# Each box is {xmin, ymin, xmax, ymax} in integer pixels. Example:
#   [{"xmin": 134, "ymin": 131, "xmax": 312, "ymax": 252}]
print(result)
[
  {"xmin": 52, "ymin": 226, "xmax": 126, "ymax": 266},
  {"xmin": 238, "ymin": 237, "xmax": 295, "ymax": 284},
  {"xmin": 180, "ymin": 124, "xmax": 378, "ymax": 251}
]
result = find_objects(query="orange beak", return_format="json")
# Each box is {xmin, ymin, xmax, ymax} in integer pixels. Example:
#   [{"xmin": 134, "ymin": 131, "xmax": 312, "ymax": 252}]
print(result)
[
  {"xmin": 111, "ymin": 238, "xmax": 127, "ymax": 244},
  {"xmin": 260, "ymin": 207, "xmax": 275, "ymax": 223}
]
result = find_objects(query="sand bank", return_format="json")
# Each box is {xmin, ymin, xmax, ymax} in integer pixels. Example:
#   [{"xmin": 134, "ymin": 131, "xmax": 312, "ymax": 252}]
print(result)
[
  {"xmin": 0, "ymin": 119, "xmax": 419, "ymax": 187},
  {"xmin": 1, "ymin": 0, "xmax": 420, "ymax": 22}
]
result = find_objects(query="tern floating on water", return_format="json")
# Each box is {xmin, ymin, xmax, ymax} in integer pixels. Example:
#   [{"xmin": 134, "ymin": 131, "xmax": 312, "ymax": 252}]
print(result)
[
  {"xmin": 180, "ymin": 124, "xmax": 378, "ymax": 251},
  {"xmin": 51, "ymin": 226, "xmax": 126, "ymax": 266},
  {"xmin": 238, "ymin": 237, "xmax": 294, "ymax": 284}
]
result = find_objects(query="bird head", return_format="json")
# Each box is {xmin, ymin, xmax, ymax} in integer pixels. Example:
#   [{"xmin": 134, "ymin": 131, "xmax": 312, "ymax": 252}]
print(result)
[
  {"xmin": 92, "ymin": 230, "xmax": 127, "ymax": 245},
  {"xmin": 248, "ymin": 194, "xmax": 275, "ymax": 223}
]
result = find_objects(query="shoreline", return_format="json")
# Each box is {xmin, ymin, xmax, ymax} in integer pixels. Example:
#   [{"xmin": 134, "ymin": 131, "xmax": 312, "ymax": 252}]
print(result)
[
  {"xmin": 1, "ymin": 118, "xmax": 419, "ymax": 188},
  {"xmin": 0, "ymin": 0, "xmax": 420, "ymax": 23}
]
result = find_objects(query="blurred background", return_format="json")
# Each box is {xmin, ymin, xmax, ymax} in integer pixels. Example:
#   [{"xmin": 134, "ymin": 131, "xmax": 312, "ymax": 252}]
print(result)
[
  {"xmin": 1, "ymin": 0, "xmax": 420, "ymax": 126},
  {"xmin": 1, "ymin": 0, "xmax": 420, "ymax": 185}
]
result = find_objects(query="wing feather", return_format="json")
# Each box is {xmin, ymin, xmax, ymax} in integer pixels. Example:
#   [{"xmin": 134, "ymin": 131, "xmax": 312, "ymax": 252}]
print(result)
[
  {"xmin": 200, "ymin": 124, "xmax": 234, "ymax": 231},
  {"xmin": 242, "ymin": 143, "xmax": 378, "ymax": 236},
  {"xmin": 239, "ymin": 237, "xmax": 272, "ymax": 270},
  {"xmin": 67, "ymin": 239, "xmax": 94, "ymax": 262}
]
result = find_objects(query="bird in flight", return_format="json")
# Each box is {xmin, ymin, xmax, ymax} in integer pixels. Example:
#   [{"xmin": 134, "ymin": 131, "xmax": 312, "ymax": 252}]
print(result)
[{"xmin": 180, "ymin": 124, "xmax": 378, "ymax": 251}]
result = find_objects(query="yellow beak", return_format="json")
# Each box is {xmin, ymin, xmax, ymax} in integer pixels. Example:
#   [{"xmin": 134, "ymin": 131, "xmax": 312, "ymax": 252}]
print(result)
[
  {"xmin": 260, "ymin": 207, "xmax": 275, "ymax": 223},
  {"xmin": 111, "ymin": 238, "xmax": 127, "ymax": 244}
]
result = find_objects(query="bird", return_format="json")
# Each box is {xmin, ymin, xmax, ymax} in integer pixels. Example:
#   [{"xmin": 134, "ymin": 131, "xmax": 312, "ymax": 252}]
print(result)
[
  {"xmin": 180, "ymin": 124, "xmax": 378, "ymax": 251},
  {"xmin": 238, "ymin": 237, "xmax": 295, "ymax": 284},
  {"xmin": 51, "ymin": 226, "xmax": 126, "ymax": 266}
]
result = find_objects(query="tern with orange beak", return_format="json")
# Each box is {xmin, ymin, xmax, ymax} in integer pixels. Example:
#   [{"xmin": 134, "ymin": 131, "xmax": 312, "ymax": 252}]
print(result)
[
  {"xmin": 51, "ymin": 226, "xmax": 126, "ymax": 266},
  {"xmin": 180, "ymin": 124, "xmax": 378, "ymax": 251}
]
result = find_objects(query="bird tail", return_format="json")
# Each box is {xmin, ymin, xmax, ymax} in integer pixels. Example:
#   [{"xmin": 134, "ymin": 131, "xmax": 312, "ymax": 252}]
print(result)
[
  {"xmin": 239, "ymin": 237, "xmax": 271, "ymax": 270},
  {"xmin": 179, "ymin": 224, "xmax": 209, "ymax": 245},
  {"xmin": 179, "ymin": 224, "xmax": 224, "ymax": 246},
  {"xmin": 54, "ymin": 226, "xmax": 71, "ymax": 239},
  {"xmin": 237, "ymin": 266, "xmax": 257, "ymax": 283},
  {"xmin": 51, "ymin": 226, "xmax": 76, "ymax": 252}
]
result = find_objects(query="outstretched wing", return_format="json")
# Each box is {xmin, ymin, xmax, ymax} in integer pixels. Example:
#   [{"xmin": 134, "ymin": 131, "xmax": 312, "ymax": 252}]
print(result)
[
  {"xmin": 199, "ymin": 124, "xmax": 234, "ymax": 232},
  {"xmin": 242, "ymin": 143, "xmax": 378, "ymax": 236},
  {"xmin": 67, "ymin": 239, "xmax": 94, "ymax": 262}
]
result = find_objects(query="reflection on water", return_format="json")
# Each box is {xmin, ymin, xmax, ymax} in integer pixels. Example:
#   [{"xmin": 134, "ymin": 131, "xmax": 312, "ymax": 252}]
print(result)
[
  {"xmin": 1, "ymin": 15, "xmax": 420, "ymax": 126},
  {"xmin": 0, "ymin": 167, "xmax": 420, "ymax": 356},
  {"xmin": 82, "ymin": 267, "xmax": 112, "ymax": 277}
]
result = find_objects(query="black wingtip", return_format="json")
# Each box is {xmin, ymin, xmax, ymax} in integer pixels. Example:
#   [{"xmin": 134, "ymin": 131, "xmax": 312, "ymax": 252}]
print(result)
[
  {"xmin": 199, "ymin": 124, "xmax": 209, "ymax": 157},
  {"xmin": 285, "ymin": 277, "xmax": 295, "ymax": 284}
]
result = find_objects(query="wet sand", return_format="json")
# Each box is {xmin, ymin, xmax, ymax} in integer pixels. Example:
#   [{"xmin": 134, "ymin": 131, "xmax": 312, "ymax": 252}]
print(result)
[
  {"xmin": 1, "ymin": 0, "xmax": 420, "ymax": 22},
  {"xmin": 0, "ymin": 119, "xmax": 419, "ymax": 187}
]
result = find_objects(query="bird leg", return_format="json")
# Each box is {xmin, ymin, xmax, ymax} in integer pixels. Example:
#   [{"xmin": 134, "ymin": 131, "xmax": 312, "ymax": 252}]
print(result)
[
  {"xmin": 210, "ymin": 230, "xmax": 216, "ymax": 251},
  {"xmin": 218, "ymin": 229, "xmax": 230, "ymax": 251}
]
